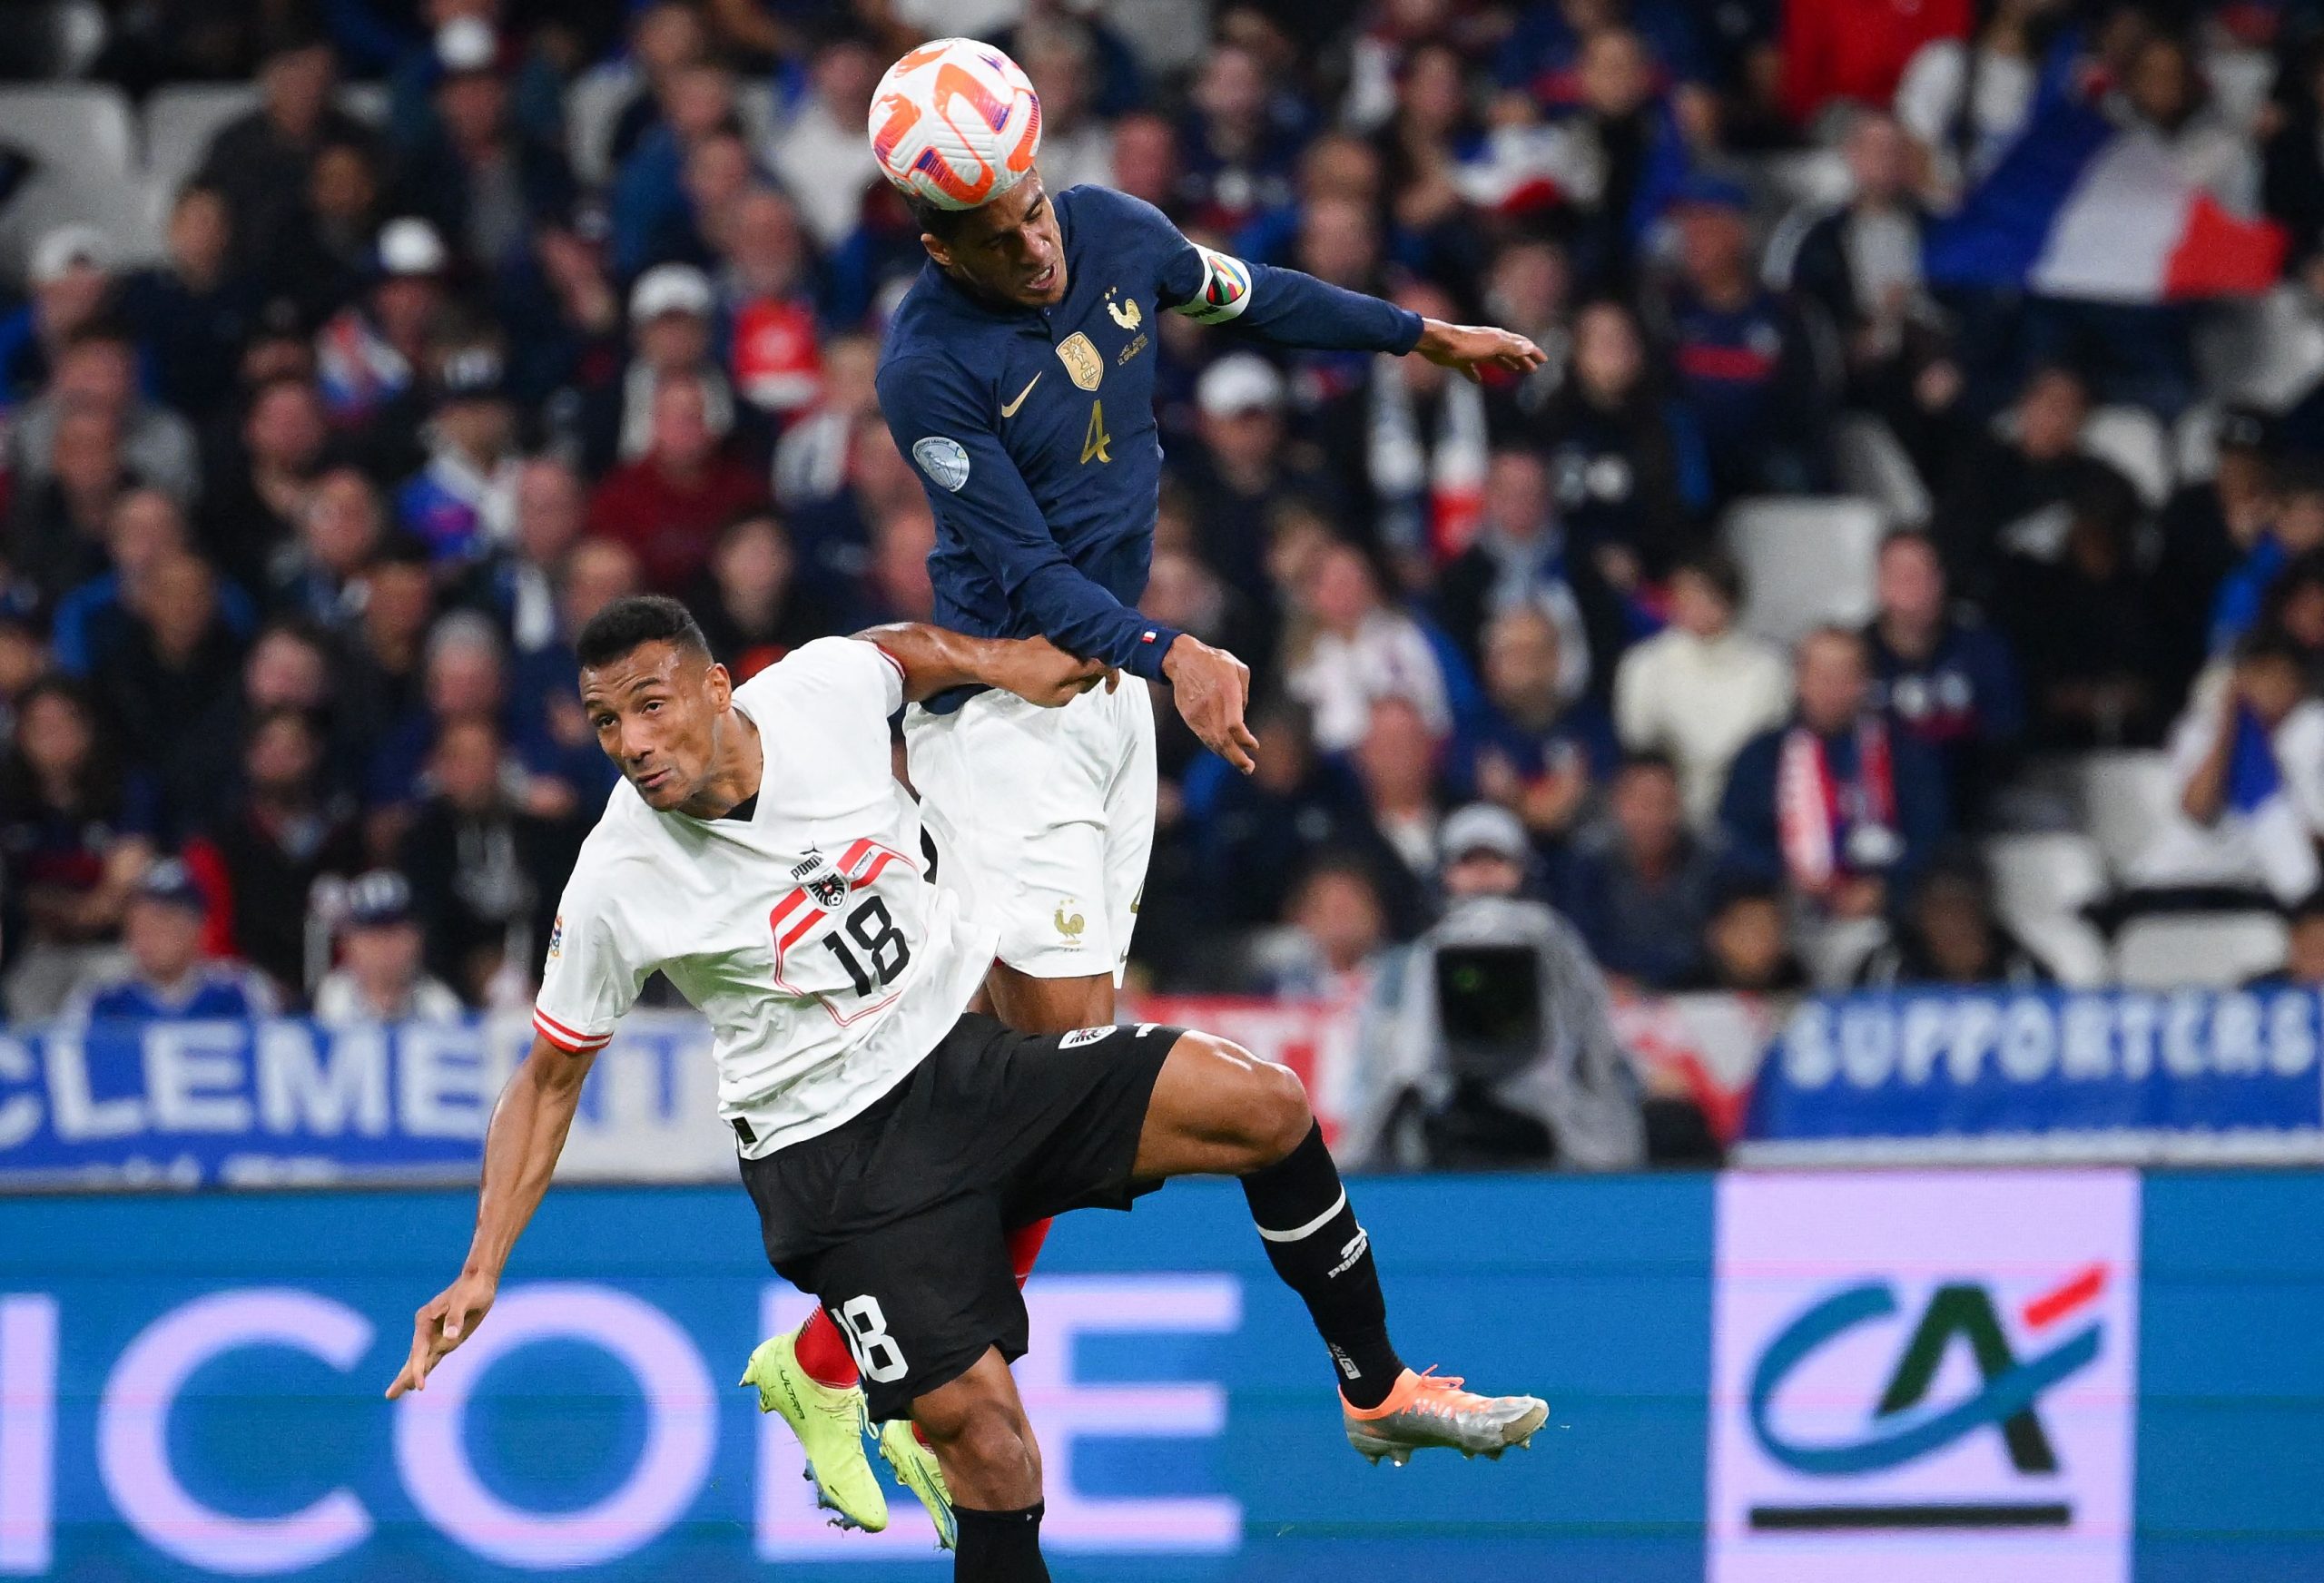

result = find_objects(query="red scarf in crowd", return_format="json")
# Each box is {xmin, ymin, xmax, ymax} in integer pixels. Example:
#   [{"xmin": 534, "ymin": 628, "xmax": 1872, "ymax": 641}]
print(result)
[{"xmin": 1775, "ymin": 717, "xmax": 1898, "ymax": 892}]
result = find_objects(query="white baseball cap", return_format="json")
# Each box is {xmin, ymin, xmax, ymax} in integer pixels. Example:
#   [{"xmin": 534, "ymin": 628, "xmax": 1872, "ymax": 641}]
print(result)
[
  {"xmin": 31, "ymin": 223, "xmax": 108, "ymax": 285},
  {"xmin": 1441, "ymin": 802, "xmax": 1530, "ymax": 866},
  {"xmin": 377, "ymin": 216, "xmax": 448, "ymax": 277},
  {"xmin": 629, "ymin": 263, "xmax": 714, "ymax": 322},
  {"xmin": 436, "ymin": 15, "xmax": 497, "ymax": 74},
  {"xmin": 1196, "ymin": 353, "xmax": 1285, "ymax": 418}
]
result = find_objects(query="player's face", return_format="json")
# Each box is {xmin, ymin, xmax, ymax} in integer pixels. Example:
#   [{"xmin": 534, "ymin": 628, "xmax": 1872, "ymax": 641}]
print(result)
[
  {"xmin": 579, "ymin": 639, "xmax": 734, "ymax": 811},
  {"xmin": 925, "ymin": 174, "xmax": 1068, "ymax": 307}
]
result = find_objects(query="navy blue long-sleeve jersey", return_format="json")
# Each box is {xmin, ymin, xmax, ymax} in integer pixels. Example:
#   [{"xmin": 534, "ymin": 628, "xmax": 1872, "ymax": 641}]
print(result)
[{"xmin": 877, "ymin": 183, "xmax": 1423, "ymax": 709}]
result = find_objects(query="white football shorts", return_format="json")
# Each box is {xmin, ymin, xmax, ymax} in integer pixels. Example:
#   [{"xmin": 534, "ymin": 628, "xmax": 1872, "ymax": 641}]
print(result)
[{"xmin": 903, "ymin": 675, "xmax": 1157, "ymax": 983}]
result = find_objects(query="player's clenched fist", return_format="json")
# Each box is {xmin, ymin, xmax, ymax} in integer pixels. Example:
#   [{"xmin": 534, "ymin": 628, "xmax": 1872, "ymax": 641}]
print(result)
[
  {"xmin": 991, "ymin": 635, "xmax": 1116, "ymax": 706},
  {"xmin": 385, "ymin": 1268, "xmax": 498, "ymax": 1399},
  {"xmin": 1163, "ymin": 634, "xmax": 1259, "ymax": 774}
]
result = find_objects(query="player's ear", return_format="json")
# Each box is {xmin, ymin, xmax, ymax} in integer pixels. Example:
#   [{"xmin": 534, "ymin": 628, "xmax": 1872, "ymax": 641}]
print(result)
[
  {"xmin": 704, "ymin": 659, "xmax": 732, "ymax": 710},
  {"xmin": 920, "ymin": 231, "xmax": 951, "ymax": 270}
]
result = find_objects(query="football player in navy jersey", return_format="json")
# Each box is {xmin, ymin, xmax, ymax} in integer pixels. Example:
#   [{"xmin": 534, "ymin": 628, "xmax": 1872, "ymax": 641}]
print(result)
[{"xmin": 743, "ymin": 39, "xmax": 1548, "ymax": 1551}]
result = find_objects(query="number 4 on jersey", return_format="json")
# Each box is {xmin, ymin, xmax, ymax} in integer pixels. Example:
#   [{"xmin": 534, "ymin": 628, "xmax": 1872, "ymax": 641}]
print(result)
[{"xmin": 1081, "ymin": 399, "xmax": 1111, "ymax": 464}]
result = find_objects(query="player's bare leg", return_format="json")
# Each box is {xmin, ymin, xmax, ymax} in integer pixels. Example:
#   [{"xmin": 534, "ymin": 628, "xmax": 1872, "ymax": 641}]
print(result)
[
  {"xmin": 981, "ymin": 960, "xmax": 1113, "ymax": 1034},
  {"xmin": 912, "ymin": 1348, "xmax": 1046, "ymax": 1580},
  {"xmin": 1137, "ymin": 1032, "xmax": 1550, "ymax": 1466}
]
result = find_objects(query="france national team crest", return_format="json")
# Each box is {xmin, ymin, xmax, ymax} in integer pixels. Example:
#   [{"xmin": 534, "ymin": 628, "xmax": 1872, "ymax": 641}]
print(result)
[{"xmin": 911, "ymin": 436, "xmax": 971, "ymax": 491}]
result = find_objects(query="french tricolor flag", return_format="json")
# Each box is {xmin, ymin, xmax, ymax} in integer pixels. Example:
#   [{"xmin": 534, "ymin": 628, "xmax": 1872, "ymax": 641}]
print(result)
[{"xmin": 1925, "ymin": 75, "xmax": 2285, "ymax": 303}]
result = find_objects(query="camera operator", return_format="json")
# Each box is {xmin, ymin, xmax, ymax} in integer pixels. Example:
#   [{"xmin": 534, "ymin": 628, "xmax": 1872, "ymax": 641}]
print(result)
[{"xmin": 1343, "ymin": 803, "xmax": 1647, "ymax": 1173}]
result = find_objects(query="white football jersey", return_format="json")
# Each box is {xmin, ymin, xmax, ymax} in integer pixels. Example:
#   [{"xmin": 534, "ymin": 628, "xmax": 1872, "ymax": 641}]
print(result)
[{"xmin": 532, "ymin": 637, "xmax": 996, "ymax": 1155}]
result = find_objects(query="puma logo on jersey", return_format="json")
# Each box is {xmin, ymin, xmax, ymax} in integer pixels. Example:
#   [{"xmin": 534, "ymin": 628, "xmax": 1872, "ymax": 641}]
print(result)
[
  {"xmin": 1000, "ymin": 372, "xmax": 1041, "ymax": 417},
  {"xmin": 1108, "ymin": 297, "xmax": 1141, "ymax": 329}
]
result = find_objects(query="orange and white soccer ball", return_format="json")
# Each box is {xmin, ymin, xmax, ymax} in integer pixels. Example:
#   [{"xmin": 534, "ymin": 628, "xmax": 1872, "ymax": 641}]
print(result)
[{"xmin": 868, "ymin": 38, "xmax": 1042, "ymax": 211}]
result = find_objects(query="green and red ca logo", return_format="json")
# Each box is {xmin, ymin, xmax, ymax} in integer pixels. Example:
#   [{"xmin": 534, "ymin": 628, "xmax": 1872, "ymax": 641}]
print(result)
[{"xmin": 1747, "ymin": 1264, "xmax": 2108, "ymax": 1529}]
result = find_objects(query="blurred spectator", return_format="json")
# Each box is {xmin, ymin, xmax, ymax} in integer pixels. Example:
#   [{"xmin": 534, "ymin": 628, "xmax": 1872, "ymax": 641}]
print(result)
[
  {"xmin": 197, "ymin": 34, "xmax": 379, "ymax": 277},
  {"xmin": 313, "ymin": 870, "xmax": 466, "ymax": 1023},
  {"xmin": 276, "ymin": 136, "xmax": 388, "ymax": 322},
  {"xmin": 2112, "ymin": 31, "xmax": 2256, "ymax": 213},
  {"xmin": 2001, "ymin": 467, "xmax": 2165, "ymax": 748},
  {"xmin": 766, "ymin": 30, "xmax": 886, "ymax": 254},
  {"xmin": 1718, "ymin": 626, "xmax": 1949, "ymax": 919},
  {"xmin": 62, "ymin": 859, "xmax": 277, "ymax": 1021},
  {"xmin": 2154, "ymin": 407, "xmax": 2273, "ymax": 707},
  {"xmin": 198, "ymin": 374, "xmax": 331, "ymax": 596},
  {"xmin": 338, "ymin": 538, "xmax": 438, "ymax": 784},
  {"xmin": 469, "ymin": 456, "xmax": 586, "ymax": 654},
  {"xmin": 1557, "ymin": 752, "xmax": 1720, "ymax": 990},
  {"xmin": 1680, "ymin": 876, "xmax": 1809, "ymax": 992},
  {"xmin": 1546, "ymin": 26, "xmax": 1694, "ymax": 290},
  {"xmin": 1344, "ymin": 801, "xmax": 1646, "ymax": 1172},
  {"xmin": 1347, "ymin": 695, "xmax": 1446, "ymax": 936},
  {"xmin": 271, "ymin": 467, "xmax": 383, "ymax": 632},
  {"xmin": 1110, "ymin": 109, "xmax": 1182, "ymax": 211},
  {"xmin": 1773, "ymin": 112, "xmax": 1946, "ymax": 446},
  {"xmin": 2212, "ymin": 457, "xmax": 2324, "ymax": 655},
  {"xmin": 600, "ymin": 1, "xmax": 715, "ymax": 172},
  {"xmin": 1894, "ymin": 0, "xmax": 2058, "ymax": 202},
  {"xmin": 2268, "ymin": 37, "xmax": 2324, "ymax": 296},
  {"xmin": 7, "ymin": 403, "xmax": 133, "ymax": 611},
  {"xmin": 1780, "ymin": 0, "xmax": 1969, "ymax": 129},
  {"xmin": 1651, "ymin": 175, "xmax": 1828, "ymax": 501},
  {"xmin": 2131, "ymin": 631, "xmax": 2324, "ymax": 905},
  {"xmin": 398, "ymin": 715, "xmax": 580, "ymax": 1003},
  {"xmin": 588, "ymin": 378, "xmax": 769, "ymax": 593},
  {"xmin": 317, "ymin": 219, "xmax": 450, "ymax": 428},
  {"xmin": 1285, "ymin": 541, "xmax": 1451, "ymax": 753},
  {"xmin": 578, "ymin": 262, "xmax": 760, "ymax": 477},
  {"xmin": 1854, "ymin": 853, "xmax": 2055, "ymax": 987},
  {"xmin": 94, "ymin": 550, "xmax": 251, "ymax": 822},
  {"xmin": 1016, "ymin": 14, "xmax": 1117, "ymax": 192},
  {"xmin": 1613, "ymin": 551, "xmax": 1789, "ymax": 828},
  {"xmin": 1453, "ymin": 604, "xmax": 1612, "ymax": 842},
  {"xmin": 394, "ymin": 25, "xmax": 577, "ymax": 273},
  {"xmin": 12, "ymin": 327, "xmax": 202, "ymax": 506},
  {"xmin": 0, "ymin": 226, "xmax": 116, "ymax": 403},
  {"xmin": 611, "ymin": 58, "xmax": 744, "ymax": 278},
  {"xmin": 0, "ymin": 680, "xmax": 158, "ymax": 1020},
  {"xmin": 1435, "ymin": 446, "xmax": 1623, "ymax": 692},
  {"xmin": 398, "ymin": 347, "xmax": 521, "ymax": 565},
  {"xmin": 118, "ymin": 185, "xmax": 258, "ymax": 418},
  {"xmin": 184, "ymin": 706, "xmax": 365, "ymax": 993},
  {"xmin": 1934, "ymin": 364, "xmax": 2123, "ymax": 604},
  {"xmin": 2246, "ymin": 890, "xmax": 2324, "ymax": 988},
  {"xmin": 689, "ymin": 511, "xmax": 840, "ymax": 676},
  {"xmin": 1478, "ymin": 238, "xmax": 1571, "ymax": 416},
  {"xmin": 1179, "ymin": 40, "xmax": 1305, "ymax": 233},
  {"xmin": 1321, "ymin": 280, "xmax": 1490, "ymax": 564},
  {"xmin": 1864, "ymin": 530, "xmax": 2024, "ymax": 825},
  {"xmin": 1523, "ymin": 298, "xmax": 1707, "ymax": 583},
  {"xmin": 1186, "ymin": 698, "xmax": 1369, "ymax": 929},
  {"xmin": 718, "ymin": 189, "xmax": 823, "ymax": 420},
  {"xmin": 54, "ymin": 488, "xmax": 255, "ymax": 681},
  {"xmin": 172, "ymin": 621, "xmax": 349, "ymax": 830},
  {"xmin": 1256, "ymin": 856, "xmax": 1391, "ymax": 998},
  {"xmin": 1171, "ymin": 354, "xmax": 1336, "ymax": 595}
]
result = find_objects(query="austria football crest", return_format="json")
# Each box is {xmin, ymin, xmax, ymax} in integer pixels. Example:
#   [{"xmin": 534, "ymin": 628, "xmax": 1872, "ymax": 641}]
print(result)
[{"xmin": 791, "ymin": 851, "xmax": 850, "ymax": 909}]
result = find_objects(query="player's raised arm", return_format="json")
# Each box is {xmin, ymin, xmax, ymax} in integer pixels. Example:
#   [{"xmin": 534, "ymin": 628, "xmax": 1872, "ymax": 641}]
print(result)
[
  {"xmin": 855, "ymin": 623, "xmax": 1112, "ymax": 707},
  {"xmin": 1134, "ymin": 194, "xmax": 1545, "ymax": 382},
  {"xmin": 385, "ymin": 1031, "xmax": 598, "ymax": 1398}
]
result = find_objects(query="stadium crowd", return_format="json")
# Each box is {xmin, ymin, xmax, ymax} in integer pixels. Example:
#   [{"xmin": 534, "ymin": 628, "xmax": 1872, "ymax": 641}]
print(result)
[{"xmin": 4, "ymin": 0, "xmax": 2324, "ymax": 1030}]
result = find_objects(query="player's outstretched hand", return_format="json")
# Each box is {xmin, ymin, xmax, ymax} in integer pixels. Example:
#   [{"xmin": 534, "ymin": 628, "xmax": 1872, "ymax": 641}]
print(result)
[
  {"xmin": 1163, "ymin": 634, "xmax": 1259, "ymax": 774},
  {"xmin": 995, "ymin": 635, "xmax": 1116, "ymax": 706},
  {"xmin": 1414, "ymin": 318, "xmax": 1547, "ymax": 383},
  {"xmin": 386, "ymin": 1268, "xmax": 498, "ymax": 1399}
]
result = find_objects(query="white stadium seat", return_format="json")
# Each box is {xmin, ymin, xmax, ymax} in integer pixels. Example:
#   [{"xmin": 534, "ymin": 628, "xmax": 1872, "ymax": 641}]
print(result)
[
  {"xmin": 2083, "ymin": 404, "xmax": 2173, "ymax": 507},
  {"xmin": 143, "ymin": 84, "xmax": 257, "ymax": 204},
  {"xmin": 2014, "ymin": 915, "xmax": 2113, "ymax": 988},
  {"xmin": 1832, "ymin": 413, "xmax": 1932, "ymax": 528},
  {"xmin": 0, "ymin": 84, "xmax": 159, "ymax": 273},
  {"xmin": 1985, "ymin": 831, "xmax": 2110, "ymax": 924},
  {"xmin": 565, "ymin": 63, "xmax": 636, "ymax": 188},
  {"xmin": 1725, "ymin": 496, "xmax": 1885, "ymax": 646},
  {"xmin": 2073, "ymin": 751, "xmax": 2181, "ymax": 880},
  {"xmin": 2113, "ymin": 911, "xmax": 2288, "ymax": 989}
]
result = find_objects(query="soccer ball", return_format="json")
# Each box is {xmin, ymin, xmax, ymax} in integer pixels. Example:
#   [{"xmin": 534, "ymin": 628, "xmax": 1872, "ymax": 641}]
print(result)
[{"xmin": 868, "ymin": 38, "xmax": 1042, "ymax": 211}]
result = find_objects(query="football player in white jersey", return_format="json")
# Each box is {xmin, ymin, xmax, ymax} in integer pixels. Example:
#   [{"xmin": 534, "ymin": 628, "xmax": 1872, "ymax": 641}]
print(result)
[{"xmin": 385, "ymin": 597, "xmax": 1545, "ymax": 1583}]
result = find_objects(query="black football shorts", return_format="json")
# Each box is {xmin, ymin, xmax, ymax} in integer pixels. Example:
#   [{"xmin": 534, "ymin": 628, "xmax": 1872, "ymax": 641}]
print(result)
[{"xmin": 739, "ymin": 1013, "xmax": 1179, "ymax": 1420}]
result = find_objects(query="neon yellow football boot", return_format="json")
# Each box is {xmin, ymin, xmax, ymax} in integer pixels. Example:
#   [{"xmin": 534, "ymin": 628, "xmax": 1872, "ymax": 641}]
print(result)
[
  {"xmin": 741, "ymin": 1326, "xmax": 888, "ymax": 1531},
  {"xmin": 878, "ymin": 1417, "xmax": 959, "ymax": 1550}
]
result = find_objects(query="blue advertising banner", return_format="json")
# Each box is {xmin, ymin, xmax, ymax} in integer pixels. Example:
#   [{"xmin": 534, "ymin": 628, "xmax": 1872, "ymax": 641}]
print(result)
[
  {"xmin": 0, "ymin": 1014, "xmax": 736, "ymax": 1189},
  {"xmin": 1742, "ymin": 989, "xmax": 2324, "ymax": 1165}
]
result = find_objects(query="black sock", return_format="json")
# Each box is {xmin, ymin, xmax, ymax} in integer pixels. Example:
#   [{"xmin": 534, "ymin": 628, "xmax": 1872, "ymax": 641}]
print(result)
[
  {"xmin": 955, "ymin": 1501, "xmax": 1049, "ymax": 1583},
  {"xmin": 1241, "ymin": 1122, "xmax": 1404, "ymax": 1410}
]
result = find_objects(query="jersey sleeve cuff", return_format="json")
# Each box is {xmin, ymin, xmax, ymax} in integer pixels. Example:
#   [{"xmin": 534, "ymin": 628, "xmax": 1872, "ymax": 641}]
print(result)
[
  {"xmin": 533, "ymin": 1006, "xmax": 613, "ymax": 1054},
  {"xmin": 1390, "ymin": 307, "xmax": 1425, "ymax": 356},
  {"xmin": 1126, "ymin": 622, "xmax": 1187, "ymax": 683}
]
